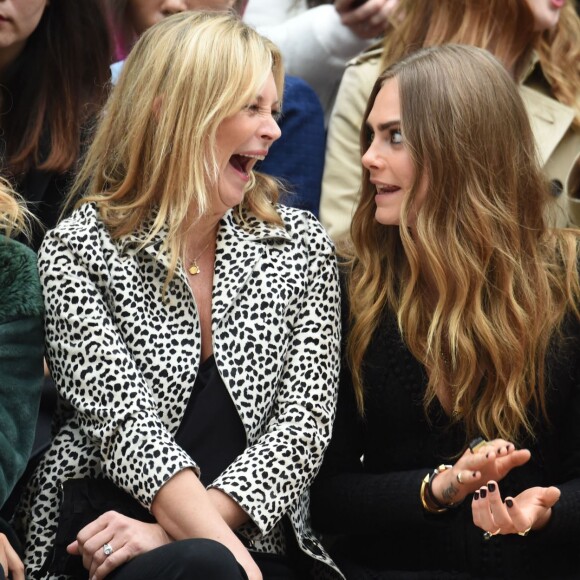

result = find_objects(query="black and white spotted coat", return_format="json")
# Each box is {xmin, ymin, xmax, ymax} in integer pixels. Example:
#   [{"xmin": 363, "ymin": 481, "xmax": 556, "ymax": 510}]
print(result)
[{"xmin": 15, "ymin": 202, "xmax": 344, "ymax": 579}]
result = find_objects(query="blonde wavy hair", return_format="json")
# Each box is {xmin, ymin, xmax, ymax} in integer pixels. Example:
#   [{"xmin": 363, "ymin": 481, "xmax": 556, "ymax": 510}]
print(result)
[
  {"xmin": 0, "ymin": 177, "xmax": 32, "ymax": 239},
  {"xmin": 382, "ymin": 0, "xmax": 580, "ymax": 127},
  {"xmin": 348, "ymin": 45, "xmax": 580, "ymax": 443},
  {"xmin": 70, "ymin": 10, "xmax": 284, "ymax": 282}
]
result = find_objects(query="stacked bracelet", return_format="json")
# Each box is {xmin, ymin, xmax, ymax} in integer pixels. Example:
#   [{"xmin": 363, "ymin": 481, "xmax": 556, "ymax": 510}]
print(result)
[{"xmin": 420, "ymin": 464, "xmax": 461, "ymax": 514}]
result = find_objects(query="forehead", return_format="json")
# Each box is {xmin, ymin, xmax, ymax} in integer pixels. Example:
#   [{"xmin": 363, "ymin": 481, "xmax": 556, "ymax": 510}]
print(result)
[{"xmin": 368, "ymin": 77, "xmax": 401, "ymax": 125}]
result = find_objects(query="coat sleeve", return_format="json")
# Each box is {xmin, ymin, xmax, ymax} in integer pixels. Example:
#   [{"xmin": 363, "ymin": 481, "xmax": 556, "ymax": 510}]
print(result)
[
  {"xmin": 209, "ymin": 215, "xmax": 341, "ymax": 535},
  {"xmin": 0, "ymin": 241, "xmax": 43, "ymax": 507},
  {"xmin": 319, "ymin": 60, "xmax": 376, "ymax": 241},
  {"xmin": 38, "ymin": 225, "xmax": 198, "ymax": 509}
]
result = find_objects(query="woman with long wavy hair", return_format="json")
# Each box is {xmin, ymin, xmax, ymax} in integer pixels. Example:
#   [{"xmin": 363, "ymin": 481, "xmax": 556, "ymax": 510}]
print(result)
[
  {"xmin": 311, "ymin": 44, "xmax": 580, "ymax": 579},
  {"xmin": 320, "ymin": 0, "xmax": 580, "ymax": 240}
]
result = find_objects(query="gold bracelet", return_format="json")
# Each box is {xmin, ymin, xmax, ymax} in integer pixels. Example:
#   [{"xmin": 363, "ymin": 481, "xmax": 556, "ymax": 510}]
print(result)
[{"xmin": 420, "ymin": 472, "xmax": 447, "ymax": 514}]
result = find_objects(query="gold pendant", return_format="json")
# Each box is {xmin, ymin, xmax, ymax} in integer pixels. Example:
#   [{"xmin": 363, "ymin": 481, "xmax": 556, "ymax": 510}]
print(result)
[{"xmin": 188, "ymin": 262, "xmax": 200, "ymax": 275}]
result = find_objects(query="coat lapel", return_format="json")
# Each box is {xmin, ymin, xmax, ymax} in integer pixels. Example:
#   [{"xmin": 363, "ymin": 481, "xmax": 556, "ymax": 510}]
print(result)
[{"xmin": 212, "ymin": 208, "xmax": 291, "ymax": 332}]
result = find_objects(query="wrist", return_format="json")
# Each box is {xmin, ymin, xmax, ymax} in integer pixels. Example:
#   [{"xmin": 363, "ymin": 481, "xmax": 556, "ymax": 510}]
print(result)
[{"xmin": 420, "ymin": 465, "xmax": 464, "ymax": 513}]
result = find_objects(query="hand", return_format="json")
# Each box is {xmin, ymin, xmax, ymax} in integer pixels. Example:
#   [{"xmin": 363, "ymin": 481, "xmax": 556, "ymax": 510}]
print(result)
[
  {"xmin": 472, "ymin": 480, "xmax": 560, "ymax": 535},
  {"xmin": 430, "ymin": 439, "xmax": 531, "ymax": 506},
  {"xmin": 0, "ymin": 534, "xmax": 24, "ymax": 580},
  {"xmin": 67, "ymin": 511, "xmax": 171, "ymax": 579},
  {"xmin": 334, "ymin": 0, "xmax": 399, "ymax": 39}
]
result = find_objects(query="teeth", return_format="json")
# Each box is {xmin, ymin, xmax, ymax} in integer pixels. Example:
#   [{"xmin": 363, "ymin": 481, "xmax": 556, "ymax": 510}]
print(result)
[{"xmin": 239, "ymin": 153, "xmax": 265, "ymax": 161}]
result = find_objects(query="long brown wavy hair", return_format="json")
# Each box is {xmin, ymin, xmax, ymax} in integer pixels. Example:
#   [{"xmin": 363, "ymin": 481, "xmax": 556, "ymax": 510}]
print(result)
[
  {"xmin": 381, "ymin": 0, "xmax": 580, "ymax": 126},
  {"xmin": 348, "ymin": 45, "xmax": 580, "ymax": 443},
  {"xmin": 0, "ymin": 0, "xmax": 111, "ymax": 177}
]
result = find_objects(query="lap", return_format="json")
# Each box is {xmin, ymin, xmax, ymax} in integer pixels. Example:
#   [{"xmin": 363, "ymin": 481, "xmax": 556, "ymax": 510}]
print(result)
[{"xmin": 107, "ymin": 539, "xmax": 300, "ymax": 580}]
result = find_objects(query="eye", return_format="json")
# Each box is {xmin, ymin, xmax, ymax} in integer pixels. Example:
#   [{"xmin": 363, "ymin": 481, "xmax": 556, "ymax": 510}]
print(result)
[
  {"xmin": 390, "ymin": 129, "xmax": 403, "ymax": 145},
  {"xmin": 271, "ymin": 110, "xmax": 282, "ymax": 122},
  {"xmin": 366, "ymin": 129, "xmax": 375, "ymax": 145},
  {"xmin": 245, "ymin": 103, "xmax": 260, "ymax": 114}
]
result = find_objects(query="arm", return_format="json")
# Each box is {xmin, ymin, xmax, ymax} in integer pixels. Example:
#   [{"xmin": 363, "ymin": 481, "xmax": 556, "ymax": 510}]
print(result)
[
  {"xmin": 38, "ymin": 222, "xmax": 197, "ymax": 509},
  {"xmin": 209, "ymin": 215, "xmax": 341, "ymax": 536},
  {"xmin": 320, "ymin": 60, "xmax": 378, "ymax": 241}
]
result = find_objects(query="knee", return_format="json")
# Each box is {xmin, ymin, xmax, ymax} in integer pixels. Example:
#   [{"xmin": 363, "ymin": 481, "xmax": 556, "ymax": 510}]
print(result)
[{"xmin": 170, "ymin": 538, "xmax": 243, "ymax": 578}]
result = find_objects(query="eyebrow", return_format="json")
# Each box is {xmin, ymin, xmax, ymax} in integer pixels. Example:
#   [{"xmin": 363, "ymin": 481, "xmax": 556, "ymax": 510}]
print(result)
[
  {"xmin": 365, "ymin": 119, "xmax": 400, "ymax": 132},
  {"xmin": 256, "ymin": 95, "xmax": 281, "ymax": 108}
]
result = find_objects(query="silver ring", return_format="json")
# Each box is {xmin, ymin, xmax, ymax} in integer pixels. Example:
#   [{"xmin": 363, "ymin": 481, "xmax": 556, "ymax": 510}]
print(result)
[
  {"xmin": 483, "ymin": 529, "xmax": 500, "ymax": 541},
  {"xmin": 103, "ymin": 543, "xmax": 113, "ymax": 556},
  {"xmin": 456, "ymin": 472, "xmax": 464, "ymax": 485}
]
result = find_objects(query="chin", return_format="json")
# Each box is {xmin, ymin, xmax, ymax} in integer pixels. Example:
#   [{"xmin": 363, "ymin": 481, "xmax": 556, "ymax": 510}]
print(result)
[{"xmin": 374, "ymin": 210, "xmax": 400, "ymax": 227}]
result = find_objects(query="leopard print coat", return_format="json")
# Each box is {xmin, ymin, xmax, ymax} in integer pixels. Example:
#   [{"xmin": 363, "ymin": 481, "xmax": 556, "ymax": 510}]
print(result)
[{"xmin": 15, "ymin": 202, "xmax": 343, "ymax": 579}]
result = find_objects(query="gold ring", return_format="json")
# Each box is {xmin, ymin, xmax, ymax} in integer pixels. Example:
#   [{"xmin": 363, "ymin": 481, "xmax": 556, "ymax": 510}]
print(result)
[
  {"xmin": 456, "ymin": 472, "xmax": 464, "ymax": 485},
  {"xmin": 517, "ymin": 526, "xmax": 532, "ymax": 537}
]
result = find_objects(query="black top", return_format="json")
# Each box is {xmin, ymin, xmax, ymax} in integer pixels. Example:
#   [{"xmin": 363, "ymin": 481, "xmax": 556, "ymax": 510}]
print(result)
[
  {"xmin": 175, "ymin": 355, "xmax": 246, "ymax": 487},
  {"xmin": 311, "ymin": 281, "xmax": 580, "ymax": 579}
]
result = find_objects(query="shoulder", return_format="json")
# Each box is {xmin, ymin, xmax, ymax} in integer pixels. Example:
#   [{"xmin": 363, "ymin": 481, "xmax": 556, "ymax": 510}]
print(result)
[
  {"xmin": 0, "ymin": 237, "xmax": 43, "ymax": 323},
  {"xmin": 274, "ymin": 205, "xmax": 335, "ymax": 255},
  {"xmin": 39, "ymin": 203, "xmax": 106, "ymax": 255},
  {"xmin": 345, "ymin": 42, "xmax": 383, "ymax": 73}
]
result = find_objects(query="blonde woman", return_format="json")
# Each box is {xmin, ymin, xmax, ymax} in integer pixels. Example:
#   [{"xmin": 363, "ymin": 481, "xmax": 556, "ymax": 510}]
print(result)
[
  {"xmin": 311, "ymin": 45, "xmax": 580, "ymax": 578},
  {"xmin": 0, "ymin": 183, "xmax": 43, "ymax": 580},
  {"xmin": 320, "ymin": 0, "xmax": 580, "ymax": 240},
  {"xmin": 15, "ymin": 12, "xmax": 341, "ymax": 580}
]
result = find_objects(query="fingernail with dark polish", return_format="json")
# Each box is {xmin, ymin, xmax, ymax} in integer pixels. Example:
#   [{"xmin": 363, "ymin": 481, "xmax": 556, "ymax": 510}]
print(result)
[
  {"xmin": 472, "ymin": 472, "xmax": 477, "ymax": 478},
  {"xmin": 486, "ymin": 453, "xmax": 489, "ymax": 458},
  {"xmin": 506, "ymin": 499, "xmax": 514, "ymax": 508},
  {"xmin": 480, "ymin": 488, "xmax": 487, "ymax": 499},
  {"xmin": 474, "ymin": 491, "xmax": 480, "ymax": 500},
  {"xmin": 488, "ymin": 482, "xmax": 496, "ymax": 492}
]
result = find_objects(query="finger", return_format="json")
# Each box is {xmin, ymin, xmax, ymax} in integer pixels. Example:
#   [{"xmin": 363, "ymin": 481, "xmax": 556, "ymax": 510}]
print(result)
[
  {"xmin": 86, "ymin": 533, "xmax": 116, "ymax": 579},
  {"xmin": 485, "ymin": 481, "xmax": 512, "ymax": 531},
  {"xmin": 67, "ymin": 539, "xmax": 80, "ymax": 555},
  {"xmin": 454, "ymin": 467, "xmax": 479, "ymax": 488},
  {"xmin": 339, "ymin": 0, "xmax": 384, "ymax": 24},
  {"xmin": 1, "ymin": 538, "xmax": 25, "ymax": 580},
  {"xmin": 0, "ymin": 551, "xmax": 7, "ymax": 580},
  {"xmin": 474, "ymin": 486, "xmax": 497, "ymax": 532},
  {"xmin": 543, "ymin": 486, "xmax": 561, "ymax": 507},
  {"xmin": 504, "ymin": 497, "xmax": 533, "ymax": 534},
  {"xmin": 93, "ymin": 543, "xmax": 131, "ymax": 580},
  {"xmin": 495, "ymin": 449, "xmax": 531, "ymax": 475}
]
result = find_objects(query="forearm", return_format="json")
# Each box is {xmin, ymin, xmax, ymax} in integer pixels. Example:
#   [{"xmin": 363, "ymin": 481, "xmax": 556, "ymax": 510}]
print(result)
[{"xmin": 151, "ymin": 469, "xmax": 255, "ymax": 569}]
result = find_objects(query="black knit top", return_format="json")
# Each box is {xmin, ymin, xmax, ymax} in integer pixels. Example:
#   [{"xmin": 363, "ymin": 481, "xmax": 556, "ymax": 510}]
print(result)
[{"xmin": 311, "ymin": 292, "xmax": 580, "ymax": 579}]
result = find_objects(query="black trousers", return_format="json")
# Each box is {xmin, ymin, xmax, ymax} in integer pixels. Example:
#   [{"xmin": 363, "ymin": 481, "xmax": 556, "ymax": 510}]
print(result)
[{"xmin": 107, "ymin": 539, "xmax": 300, "ymax": 580}]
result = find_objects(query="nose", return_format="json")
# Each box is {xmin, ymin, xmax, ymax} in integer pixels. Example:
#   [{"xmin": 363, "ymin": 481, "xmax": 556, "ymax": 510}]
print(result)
[
  {"xmin": 361, "ymin": 141, "xmax": 383, "ymax": 171},
  {"xmin": 161, "ymin": 0, "xmax": 188, "ymax": 16},
  {"xmin": 262, "ymin": 116, "xmax": 281, "ymax": 143}
]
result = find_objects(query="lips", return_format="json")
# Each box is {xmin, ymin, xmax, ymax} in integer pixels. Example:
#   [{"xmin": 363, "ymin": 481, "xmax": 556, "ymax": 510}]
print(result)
[
  {"xmin": 550, "ymin": 0, "xmax": 564, "ymax": 7},
  {"xmin": 375, "ymin": 184, "xmax": 401, "ymax": 194},
  {"xmin": 228, "ymin": 152, "xmax": 267, "ymax": 180}
]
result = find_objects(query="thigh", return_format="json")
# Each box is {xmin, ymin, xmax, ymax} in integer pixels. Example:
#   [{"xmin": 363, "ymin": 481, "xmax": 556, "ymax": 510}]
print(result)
[{"xmin": 108, "ymin": 538, "xmax": 248, "ymax": 580}]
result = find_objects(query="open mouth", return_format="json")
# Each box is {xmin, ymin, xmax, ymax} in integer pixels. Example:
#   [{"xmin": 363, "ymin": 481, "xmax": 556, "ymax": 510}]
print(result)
[
  {"xmin": 376, "ymin": 185, "xmax": 401, "ymax": 194},
  {"xmin": 228, "ymin": 153, "xmax": 265, "ymax": 178}
]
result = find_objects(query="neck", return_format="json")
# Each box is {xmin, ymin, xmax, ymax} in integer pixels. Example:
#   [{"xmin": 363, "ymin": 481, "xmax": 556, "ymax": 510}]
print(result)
[{"xmin": 185, "ymin": 214, "xmax": 220, "ymax": 256}]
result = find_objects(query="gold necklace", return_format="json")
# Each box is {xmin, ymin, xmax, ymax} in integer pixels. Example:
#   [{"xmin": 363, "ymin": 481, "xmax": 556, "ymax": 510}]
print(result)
[{"xmin": 187, "ymin": 240, "xmax": 212, "ymax": 276}]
